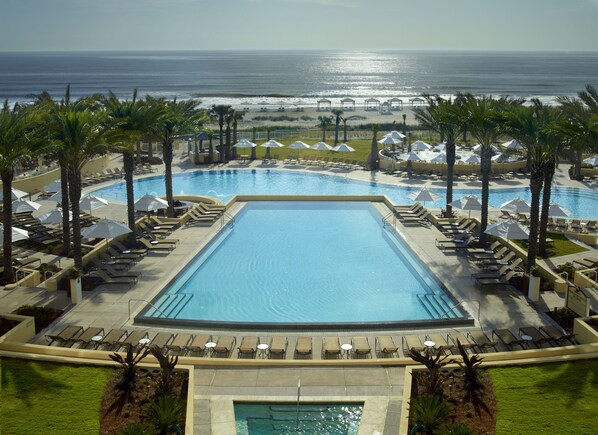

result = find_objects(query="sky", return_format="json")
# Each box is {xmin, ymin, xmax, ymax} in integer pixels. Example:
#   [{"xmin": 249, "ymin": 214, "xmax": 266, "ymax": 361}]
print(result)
[{"xmin": 0, "ymin": 0, "xmax": 597, "ymax": 52}]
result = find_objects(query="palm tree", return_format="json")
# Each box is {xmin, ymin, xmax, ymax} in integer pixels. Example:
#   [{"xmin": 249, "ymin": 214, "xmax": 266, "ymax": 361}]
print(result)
[
  {"xmin": 369, "ymin": 124, "xmax": 379, "ymax": 170},
  {"xmin": 331, "ymin": 108, "xmax": 344, "ymax": 145},
  {"xmin": 152, "ymin": 99, "xmax": 202, "ymax": 217},
  {"xmin": 317, "ymin": 115, "xmax": 332, "ymax": 141},
  {"xmin": 0, "ymin": 101, "xmax": 40, "ymax": 283},
  {"xmin": 402, "ymin": 113, "xmax": 407, "ymax": 136},
  {"xmin": 413, "ymin": 95, "xmax": 465, "ymax": 217},
  {"xmin": 341, "ymin": 115, "xmax": 364, "ymax": 142},
  {"xmin": 209, "ymin": 104, "xmax": 232, "ymax": 163},
  {"xmin": 46, "ymin": 105, "xmax": 115, "ymax": 270}
]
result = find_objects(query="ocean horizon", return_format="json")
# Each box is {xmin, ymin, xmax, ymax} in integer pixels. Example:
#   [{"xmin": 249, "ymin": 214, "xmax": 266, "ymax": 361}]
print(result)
[{"xmin": 1, "ymin": 49, "xmax": 597, "ymax": 108}]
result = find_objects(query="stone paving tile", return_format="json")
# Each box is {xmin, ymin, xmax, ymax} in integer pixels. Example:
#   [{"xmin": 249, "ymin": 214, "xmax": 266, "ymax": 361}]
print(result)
[{"xmin": 299, "ymin": 367, "xmax": 346, "ymax": 386}]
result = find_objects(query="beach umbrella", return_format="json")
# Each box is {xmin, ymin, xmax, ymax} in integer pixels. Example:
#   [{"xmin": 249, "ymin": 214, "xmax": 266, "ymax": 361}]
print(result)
[
  {"xmin": 409, "ymin": 187, "xmax": 441, "ymax": 205},
  {"xmin": 473, "ymin": 144, "xmax": 500, "ymax": 153},
  {"xmin": 449, "ymin": 194, "xmax": 484, "ymax": 217},
  {"xmin": 287, "ymin": 141, "xmax": 311, "ymax": 150},
  {"xmin": 81, "ymin": 218, "xmax": 132, "ymax": 239},
  {"xmin": 385, "ymin": 130, "xmax": 406, "ymax": 141},
  {"xmin": 134, "ymin": 193, "xmax": 168, "ymax": 212},
  {"xmin": 411, "ymin": 140, "xmax": 432, "ymax": 151},
  {"xmin": 0, "ymin": 187, "xmax": 28, "ymax": 201},
  {"xmin": 546, "ymin": 203, "xmax": 571, "ymax": 217},
  {"xmin": 500, "ymin": 197, "xmax": 531, "ymax": 214},
  {"xmin": 12, "ymin": 198, "xmax": 42, "ymax": 213},
  {"xmin": 0, "ymin": 224, "xmax": 28, "ymax": 244},
  {"xmin": 311, "ymin": 142, "xmax": 332, "ymax": 151},
  {"xmin": 332, "ymin": 143, "xmax": 355, "ymax": 152},
  {"xmin": 405, "ymin": 152, "xmax": 422, "ymax": 161},
  {"xmin": 434, "ymin": 143, "xmax": 447, "ymax": 152},
  {"xmin": 38, "ymin": 208, "xmax": 73, "ymax": 225},
  {"xmin": 260, "ymin": 139, "xmax": 285, "ymax": 159},
  {"xmin": 232, "ymin": 139, "xmax": 256, "ymax": 149},
  {"xmin": 463, "ymin": 154, "xmax": 481, "ymax": 164},
  {"xmin": 582, "ymin": 155, "xmax": 598, "ymax": 166},
  {"xmin": 491, "ymin": 153, "xmax": 505, "ymax": 163},
  {"xmin": 502, "ymin": 139, "xmax": 524, "ymax": 150},
  {"xmin": 430, "ymin": 152, "xmax": 447, "ymax": 163},
  {"xmin": 379, "ymin": 136, "xmax": 399, "ymax": 146},
  {"xmin": 485, "ymin": 219, "xmax": 529, "ymax": 240},
  {"xmin": 42, "ymin": 180, "xmax": 62, "ymax": 193},
  {"xmin": 79, "ymin": 194, "xmax": 109, "ymax": 212}
]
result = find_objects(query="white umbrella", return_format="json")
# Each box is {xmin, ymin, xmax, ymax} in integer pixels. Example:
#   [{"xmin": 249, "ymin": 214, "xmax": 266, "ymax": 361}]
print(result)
[
  {"xmin": 463, "ymin": 154, "xmax": 481, "ymax": 164},
  {"xmin": 311, "ymin": 142, "xmax": 332, "ymax": 151},
  {"xmin": 500, "ymin": 198, "xmax": 531, "ymax": 214},
  {"xmin": 546, "ymin": 203, "xmax": 571, "ymax": 217},
  {"xmin": 491, "ymin": 153, "xmax": 505, "ymax": 163},
  {"xmin": 405, "ymin": 152, "xmax": 422, "ymax": 161},
  {"xmin": 502, "ymin": 139, "xmax": 524, "ymax": 149},
  {"xmin": 485, "ymin": 219, "xmax": 529, "ymax": 240},
  {"xmin": 0, "ymin": 224, "xmax": 29, "ymax": 243},
  {"xmin": 434, "ymin": 143, "xmax": 447, "ymax": 152},
  {"xmin": 260, "ymin": 139, "xmax": 285, "ymax": 159},
  {"xmin": 379, "ymin": 136, "xmax": 399, "ymax": 146},
  {"xmin": 332, "ymin": 143, "xmax": 355, "ymax": 152},
  {"xmin": 411, "ymin": 140, "xmax": 432, "ymax": 151},
  {"xmin": 134, "ymin": 193, "xmax": 168, "ymax": 212},
  {"xmin": 12, "ymin": 198, "xmax": 42, "ymax": 213},
  {"xmin": 386, "ymin": 130, "xmax": 406, "ymax": 141},
  {"xmin": 81, "ymin": 218, "xmax": 132, "ymax": 239},
  {"xmin": 473, "ymin": 144, "xmax": 500, "ymax": 153},
  {"xmin": 430, "ymin": 152, "xmax": 447, "ymax": 163},
  {"xmin": 287, "ymin": 141, "xmax": 311, "ymax": 150},
  {"xmin": 582, "ymin": 155, "xmax": 598, "ymax": 166},
  {"xmin": 0, "ymin": 187, "xmax": 28, "ymax": 201},
  {"xmin": 79, "ymin": 194, "xmax": 109, "ymax": 212},
  {"xmin": 38, "ymin": 208, "xmax": 73, "ymax": 225},
  {"xmin": 232, "ymin": 139, "xmax": 256, "ymax": 148},
  {"xmin": 409, "ymin": 187, "xmax": 441, "ymax": 205},
  {"xmin": 450, "ymin": 194, "xmax": 484, "ymax": 217},
  {"xmin": 43, "ymin": 180, "xmax": 62, "ymax": 193}
]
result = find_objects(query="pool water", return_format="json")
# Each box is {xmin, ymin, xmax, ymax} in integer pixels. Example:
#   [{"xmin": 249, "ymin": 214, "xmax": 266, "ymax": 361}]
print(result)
[
  {"xmin": 92, "ymin": 169, "xmax": 598, "ymax": 219},
  {"xmin": 145, "ymin": 202, "xmax": 459, "ymax": 325},
  {"xmin": 234, "ymin": 402, "xmax": 363, "ymax": 435}
]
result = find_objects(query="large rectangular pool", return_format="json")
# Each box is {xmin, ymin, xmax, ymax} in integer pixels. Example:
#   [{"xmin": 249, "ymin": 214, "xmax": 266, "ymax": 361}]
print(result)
[{"xmin": 141, "ymin": 201, "xmax": 463, "ymax": 327}]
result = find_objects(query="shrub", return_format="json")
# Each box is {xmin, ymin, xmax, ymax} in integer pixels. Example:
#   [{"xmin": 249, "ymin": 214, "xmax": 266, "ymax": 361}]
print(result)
[
  {"xmin": 118, "ymin": 422, "xmax": 148, "ymax": 435},
  {"xmin": 12, "ymin": 305, "xmax": 62, "ymax": 333},
  {"xmin": 408, "ymin": 348, "xmax": 449, "ymax": 397},
  {"xmin": 446, "ymin": 422, "xmax": 476, "ymax": 434},
  {"xmin": 149, "ymin": 345, "xmax": 179, "ymax": 397},
  {"xmin": 410, "ymin": 394, "xmax": 450, "ymax": 435},
  {"xmin": 109, "ymin": 344, "xmax": 149, "ymax": 393},
  {"xmin": 146, "ymin": 395, "xmax": 184, "ymax": 435},
  {"xmin": 454, "ymin": 340, "xmax": 484, "ymax": 398}
]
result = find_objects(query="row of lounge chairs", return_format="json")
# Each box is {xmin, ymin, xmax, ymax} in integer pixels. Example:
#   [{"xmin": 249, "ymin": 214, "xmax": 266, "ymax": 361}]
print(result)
[
  {"xmin": 182, "ymin": 202, "xmax": 226, "ymax": 226},
  {"xmin": 393, "ymin": 203, "xmax": 432, "ymax": 227}
]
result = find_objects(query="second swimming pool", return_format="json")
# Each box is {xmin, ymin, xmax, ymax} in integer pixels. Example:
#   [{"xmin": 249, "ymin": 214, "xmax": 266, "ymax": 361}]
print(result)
[{"xmin": 140, "ymin": 201, "xmax": 466, "ymax": 327}]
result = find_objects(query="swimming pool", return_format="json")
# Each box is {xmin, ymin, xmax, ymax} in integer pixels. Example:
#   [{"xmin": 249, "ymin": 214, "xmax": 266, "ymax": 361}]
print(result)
[
  {"xmin": 140, "ymin": 201, "xmax": 466, "ymax": 327},
  {"xmin": 92, "ymin": 169, "xmax": 598, "ymax": 219}
]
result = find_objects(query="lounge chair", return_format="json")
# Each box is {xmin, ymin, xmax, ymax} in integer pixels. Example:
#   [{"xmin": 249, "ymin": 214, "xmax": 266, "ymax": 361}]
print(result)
[
  {"xmin": 467, "ymin": 330, "xmax": 498, "ymax": 352},
  {"xmin": 112, "ymin": 240, "xmax": 147, "ymax": 257},
  {"xmin": 436, "ymin": 235, "xmax": 474, "ymax": 252},
  {"xmin": 426, "ymin": 333, "xmax": 454, "ymax": 354},
  {"xmin": 322, "ymin": 337, "xmax": 341, "ymax": 359},
  {"xmin": 95, "ymin": 329, "xmax": 127, "ymax": 349},
  {"xmin": 213, "ymin": 336, "xmax": 236, "ymax": 356},
  {"xmin": 139, "ymin": 237, "xmax": 175, "ymax": 252},
  {"xmin": 185, "ymin": 334, "xmax": 212, "ymax": 354},
  {"xmin": 92, "ymin": 269, "xmax": 137, "ymax": 288},
  {"xmin": 196, "ymin": 204, "xmax": 223, "ymax": 216},
  {"xmin": 352, "ymin": 337, "xmax": 371, "ymax": 358},
  {"xmin": 150, "ymin": 216, "xmax": 178, "ymax": 229},
  {"xmin": 143, "ymin": 233, "xmax": 179, "ymax": 246},
  {"xmin": 99, "ymin": 251, "xmax": 137, "ymax": 267},
  {"xmin": 148, "ymin": 332, "xmax": 173, "ymax": 350},
  {"xmin": 106, "ymin": 246, "xmax": 142, "ymax": 261},
  {"xmin": 46, "ymin": 325, "xmax": 83, "ymax": 346},
  {"xmin": 295, "ymin": 337, "xmax": 312, "ymax": 358},
  {"xmin": 476, "ymin": 270, "xmax": 518, "ymax": 288},
  {"xmin": 117, "ymin": 330, "xmax": 148, "ymax": 350},
  {"xmin": 493, "ymin": 329, "xmax": 524, "ymax": 350},
  {"xmin": 138, "ymin": 220, "xmax": 170, "ymax": 236},
  {"xmin": 166, "ymin": 333, "xmax": 193, "ymax": 353},
  {"xmin": 402, "ymin": 335, "xmax": 425, "ymax": 354},
  {"xmin": 70, "ymin": 327, "xmax": 104, "ymax": 347},
  {"xmin": 518, "ymin": 326, "xmax": 553, "ymax": 348},
  {"xmin": 478, "ymin": 252, "xmax": 517, "ymax": 269},
  {"xmin": 268, "ymin": 336, "xmax": 288, "ymax": 359},
  {"xmin": 539, "ymin": 325, "xmax": 576, "ymax": 345},
  {"xmin": 376, "ymin": 336, "xmax": 399, "ymax": 357},
  {"xmin": 238, "ymin": 336, "xmax": 258, "ymax": 358},
  {"xmin": 447, "ymin": 332, "xmax": 477, "ymax": 351},
  {"xmin": 471, "ymin": 263, "xmax": 512, "ymax": 281}
]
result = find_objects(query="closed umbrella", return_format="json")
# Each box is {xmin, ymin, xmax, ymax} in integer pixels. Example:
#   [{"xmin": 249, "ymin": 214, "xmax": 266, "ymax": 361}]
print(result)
[
  {"xmin": 409, "ymin": 187, "xmax": 441, "ymax": 205},
  {"xmin": 485, "ymin": 219, "xmax": 529, "ymax": 240},
  {"xmin": 134, "ymin": 193, "xmax": 168, "ymax": 212},
  {"xmin": 411, "ymin": 140, "xmax": 432, "ymax": 151},
  {"xmin": 12, "ymin": 198, "xmax": 42, "ymax": 213},
  {"xmin": 0, "ymin": 224, "xmax": 29, "ymax": 243},
  {"xmin": 81, "ymin": 218, "xmax": 132, "ymax": 239},
  {"xmin": 311, "ymin": 142, "xmax": 332, "ymax": 151},
  {"xmin": 500, "ymin": 198, "xmax": 531, "ymax": 214},
  {"xmin": 0, "ymin": 187, "xmax": 28, "ymax": 201},
  {"xmin": 260, "ymin": 139, "xmax": 285, "ymax": 159},
  {"xmin": 332, "ymin": 143, "xmax": 355, "ymax": 152},
  {"xmin": 450, "ymin": 194, "xmax": 484, "ymax": 217}
]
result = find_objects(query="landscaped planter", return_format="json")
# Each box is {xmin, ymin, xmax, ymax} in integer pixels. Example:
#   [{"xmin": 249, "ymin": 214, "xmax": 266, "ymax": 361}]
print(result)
[
  {"xmin": 0, "ymin": 314, "xmax": 35, "ymax": 344},
  {"xmin": 573, "ymin": 316, "xmax": 598, "ymax": 344}
]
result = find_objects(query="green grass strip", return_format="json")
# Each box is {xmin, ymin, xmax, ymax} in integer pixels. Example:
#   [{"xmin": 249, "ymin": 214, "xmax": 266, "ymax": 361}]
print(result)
[
  {"xmin": 489, "ymin": 360, "xmax": 598, "ymax": 434},
  {"xmin": 0, "ymin": 358, "xmax": 112, "ymax": 435}
]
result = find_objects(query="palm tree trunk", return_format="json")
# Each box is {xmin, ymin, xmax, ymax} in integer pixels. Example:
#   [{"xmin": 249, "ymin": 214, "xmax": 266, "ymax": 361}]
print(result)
[
  {"xmin": 218, "ymin": 122, "xmax": 224, "ymax": 163},
  {"xmin": 322, "ymin": 127, "xmax": 326, "ymax": 142},
  {"xmin": 135, "ymin": 141, "xmax": 141, "ymax": 164},
  {"xmin": 573, "ymin": 147, "xmax": 583, "ymax": 180},
  {"xmin": 479, "ymin": 146, "xmax": 493, "ymax": 244},
  {"xmin": 334, "ymin": 121, "xmax": 340, "ymax": 145},
  {"xmin": 526, "ymin": 173, "xmax": 544, "ymax": 272},
  {"xmin": 148, "ymin": 139, "xmax": 154, "ymax": 163},
  {"xmin": 343, "ymin": 121, "xmax": 348, "ymax": 142},
  {"xmin": 2, "ymin": 171, "xmax": 15, "ymax": 283},
  {"xmin": 208, "ymin": 136, "xmax": 214, "ymax": 164},
  {"xmin": 369, "ymin": 129, "xmax": 379, "ymax": 170},
  {"xmin": 445, "ymin": 142, "xmax": 456, "ymax": 218},
  {"xmin": 67, "ymin": 167, "xmax": 83, "ymax": 271},
  {"xmin": 123, "ymin": 152, "xmax": 137, "ymax": 245},
  {"xmin": 226, "ymin": 125, "xmax": 233, "ymax": 161},
  {"xmin": 538, "ymin": 160, "xmax": 556, "ymax": 256},
  {"xmin": 59, "ymin": 163, "xmax": 70, "ymax": 257},
  {"xmin": 163, "ymin": 140, "xmax": 175, "ymax": 217}
]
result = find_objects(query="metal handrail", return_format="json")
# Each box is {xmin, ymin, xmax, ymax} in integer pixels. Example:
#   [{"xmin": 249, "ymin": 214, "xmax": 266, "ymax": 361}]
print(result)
[
  {"xmin": 382, "ymin": 212, "xmax": 395, "ymax": 229},
  {"xmin": 221, "ymin": 211, "xmax": 235, "ymax": 228},
  {"xmin": 437, "ymin": 299, "xmax": 481, "ymax": 323},
  {"xmin": 128, "ymin": 298, "xmax": 168, "ymax": 320}
]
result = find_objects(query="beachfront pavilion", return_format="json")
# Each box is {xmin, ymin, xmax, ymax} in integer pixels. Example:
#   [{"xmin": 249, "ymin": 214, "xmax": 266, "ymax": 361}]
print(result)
[
  {"xmin": 341, "ymin": 97, "xmax": 356, "ymax": 111},
  {"xmin": 2, "ymin": 150, "xmax": 598, "ymax": 434},
  {"xmin": 364, "ymin": 97, "xmax": 380, "ymax": 111},
  {"xmin": 316, "ymin": 98, "xmax": 332, "ymax": 111},
  {"xmin": 389, "ymin": 97, "xmax": 404, "ymax": 110}
]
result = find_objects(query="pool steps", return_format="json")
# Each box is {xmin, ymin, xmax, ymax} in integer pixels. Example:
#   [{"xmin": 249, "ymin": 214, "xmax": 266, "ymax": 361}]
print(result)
[
  {"xmin": 147, "ymin": 293, "xmax": 193, "ymax": 319},
  {"xmin": 417, "ymin": 293, "xmax": 459, "ymax": 319}
]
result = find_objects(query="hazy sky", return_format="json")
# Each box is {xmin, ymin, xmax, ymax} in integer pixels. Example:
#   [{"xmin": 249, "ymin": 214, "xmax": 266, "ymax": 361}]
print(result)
[{"xmin": 1, "ymin": 0, "xmax": 597, "ymax": 51}]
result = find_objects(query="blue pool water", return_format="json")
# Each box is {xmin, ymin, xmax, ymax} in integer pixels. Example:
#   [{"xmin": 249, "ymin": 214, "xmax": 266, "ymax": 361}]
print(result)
[
  {"xmin": 92, "ymin": 169, "xmax": 598, "ymax": 219},
  {"xmin": 234, "ymin": 402, "xmax": 363, "ymax": 435},
  {"xmin": 145, "ymin": 202, "xmax": 457, "ymax": 325}
]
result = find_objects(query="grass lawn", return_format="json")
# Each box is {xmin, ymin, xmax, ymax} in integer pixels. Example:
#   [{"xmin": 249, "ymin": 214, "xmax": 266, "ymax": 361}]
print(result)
[
  {"xmin": 0, "ymin": 358, "xmax": 112, "ymax": 435},
  {"xmin": 489, "ymin": 359, "xmax": 598, "ymax": 434},
  {"xmin": 512, "ymin": 232, "xmax": 588, "ymax": 258}
]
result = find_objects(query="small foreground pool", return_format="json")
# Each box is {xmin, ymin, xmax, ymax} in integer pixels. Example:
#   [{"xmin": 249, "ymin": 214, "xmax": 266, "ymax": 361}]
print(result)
[
  {"xmin": 140, "ymin": 201, "xmax": 466, "ymax": 327},
  {"xmin": 234, "ymin": 402, "xmax": 363, "ymax": 435}
]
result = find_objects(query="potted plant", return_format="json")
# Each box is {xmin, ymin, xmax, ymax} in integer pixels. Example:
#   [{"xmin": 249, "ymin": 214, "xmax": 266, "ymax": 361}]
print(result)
[
  {"xmin": 528, "ymin": 265, "xmax": 541, "ymax": 301},
  {"xmin": 68, "ymin": 267, "xmax": 84, "ymax": 304}
]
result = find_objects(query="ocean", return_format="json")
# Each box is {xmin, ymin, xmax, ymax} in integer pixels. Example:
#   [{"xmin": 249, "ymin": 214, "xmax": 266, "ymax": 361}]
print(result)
[{"xmin": 0, "ymin": 50, "xmax": 596, "ymax": 108}]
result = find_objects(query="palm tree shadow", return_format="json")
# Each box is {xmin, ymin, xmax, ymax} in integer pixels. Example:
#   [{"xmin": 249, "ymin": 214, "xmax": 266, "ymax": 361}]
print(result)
[{"xmin": 533, "ymin": 360, "xmax": 598, "ymax": 407}]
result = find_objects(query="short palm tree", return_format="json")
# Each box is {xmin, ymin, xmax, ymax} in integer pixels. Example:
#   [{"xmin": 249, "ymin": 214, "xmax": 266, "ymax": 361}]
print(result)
[
  {"xmin": 317, "ymin": 115, "xmax": 332, "ymax": 141},
  {"xmin": 369, "ymin": 124, "xmax": 379, "ymax": 170},
  {"xmin": 341, "ymin": 115, "xmax": 364, "ymax": 142},
  {"xmin": 331, "ymin": 108, "xmax": 344, "ymax": 144},
  {"xmin": 209, "ymin": 104, "xmax": 232, "ymax": 163}
]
